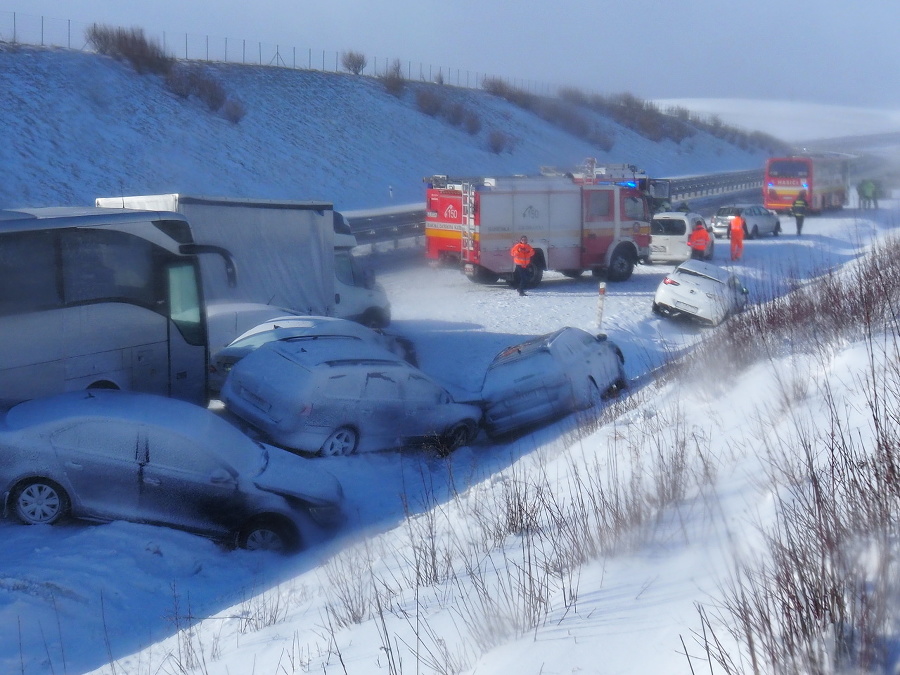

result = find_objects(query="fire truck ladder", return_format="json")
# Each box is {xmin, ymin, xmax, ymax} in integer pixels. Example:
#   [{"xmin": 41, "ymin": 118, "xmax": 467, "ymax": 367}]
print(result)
[{"xmin": 460, "ymin": 183, "xmax": 476, "ymax": 258}]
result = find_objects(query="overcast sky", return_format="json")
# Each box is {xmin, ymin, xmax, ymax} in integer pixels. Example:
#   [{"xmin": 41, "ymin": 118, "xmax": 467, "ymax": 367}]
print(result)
[{"xmin": 2, "ymin": 0, "xmax": 898, "ymax": 108}]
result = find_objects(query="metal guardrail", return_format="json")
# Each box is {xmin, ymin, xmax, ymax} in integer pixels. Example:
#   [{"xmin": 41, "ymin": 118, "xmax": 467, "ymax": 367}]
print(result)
[{"xmin": 347, "ymin": 169, "xmax": 765, "ymax": 243}]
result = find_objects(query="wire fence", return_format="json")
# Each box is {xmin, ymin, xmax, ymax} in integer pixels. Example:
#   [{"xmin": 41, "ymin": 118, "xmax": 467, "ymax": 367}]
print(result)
[{"xmin": 0, "ymin": 9, "xmax": 558, "ymax": 95}]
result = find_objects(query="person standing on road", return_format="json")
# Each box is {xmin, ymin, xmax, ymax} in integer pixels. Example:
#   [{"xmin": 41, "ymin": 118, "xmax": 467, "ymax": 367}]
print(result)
[
  {"xmin": 687, "ymin": 220, "xmax": 710, "ymax": 260},
  {"xmin": 510, "ymin": 235, "xmax": 535, "ymax": 296},
  {"xmin": 730, "ymin": 213, "xmax": 745, "ymax": 261},
  {"xmin": 792, "ymin": 191, "xmax": 808, "ymax": 236}
]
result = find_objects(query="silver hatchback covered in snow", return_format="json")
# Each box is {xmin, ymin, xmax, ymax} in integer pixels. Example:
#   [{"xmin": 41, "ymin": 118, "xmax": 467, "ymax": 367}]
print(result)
[{"xmin": 221, "ymin": 339, "xmax": 481, "ymax": 456}]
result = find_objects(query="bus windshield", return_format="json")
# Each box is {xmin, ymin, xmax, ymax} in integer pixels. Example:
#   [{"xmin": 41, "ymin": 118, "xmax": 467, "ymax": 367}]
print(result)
[{"xmin": 768, "ymin": 160, "xmax": 810, "ymax": 178}]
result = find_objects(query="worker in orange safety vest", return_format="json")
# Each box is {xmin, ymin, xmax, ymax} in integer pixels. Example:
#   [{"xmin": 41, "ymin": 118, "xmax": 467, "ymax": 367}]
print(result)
[
  {"xmin": 510, "ymin": 235, "xmax": 535, "ymax": 296},
  {"xmin": 730, "ymin": 214, "xmax": 745, "ymax": 261},
  {"xmin": 687, "ymin": 220, "xmax": 710, "ymax": 260}
]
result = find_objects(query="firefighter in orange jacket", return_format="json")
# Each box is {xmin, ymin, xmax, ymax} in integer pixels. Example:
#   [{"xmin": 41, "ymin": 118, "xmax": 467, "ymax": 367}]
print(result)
[
  {"xmin": 510, "ymin": 235, "xmax": 535, "ymax": 296},
  {"xmin": 687, "ymin": 220, "xmax": 710, "ymax": 260},
  {"xmin": 730, "ymin": 214, "xmax": 745, "ymax": 261}
]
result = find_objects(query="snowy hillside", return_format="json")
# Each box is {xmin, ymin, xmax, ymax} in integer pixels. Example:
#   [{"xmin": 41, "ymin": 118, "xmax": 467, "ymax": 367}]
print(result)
[
  {"xmin": 0, "ymin": 44, "xmax": 773, "ymax": 211},
  {"xmin": 3, "ymin": 39, "xmax": 900, "ymax": 675}
]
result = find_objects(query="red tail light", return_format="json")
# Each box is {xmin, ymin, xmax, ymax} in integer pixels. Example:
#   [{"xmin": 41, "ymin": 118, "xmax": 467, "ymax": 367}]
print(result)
[{"xmin": 663, "ymin": 277, "xmax": 680, "ymax": 286}]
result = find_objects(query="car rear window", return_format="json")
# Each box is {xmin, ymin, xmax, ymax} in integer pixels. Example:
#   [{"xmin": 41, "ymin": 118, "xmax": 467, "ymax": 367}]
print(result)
[
  {"xmin": 715, "ymin": 207, "xmax": 740, "ymax": 217},
  {"xmin": 651, "ymin": 217, "xmax": 687, "ymax": 236}
]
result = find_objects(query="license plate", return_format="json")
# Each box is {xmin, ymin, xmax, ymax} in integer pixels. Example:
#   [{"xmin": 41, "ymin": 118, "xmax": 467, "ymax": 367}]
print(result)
[
  {"xmin": 675, "ymin": 300, "xmax": 698, "ymax": 312},
  {"xmin": 240, "ymin": 385, "xmax": 271, "ymax": 412}
]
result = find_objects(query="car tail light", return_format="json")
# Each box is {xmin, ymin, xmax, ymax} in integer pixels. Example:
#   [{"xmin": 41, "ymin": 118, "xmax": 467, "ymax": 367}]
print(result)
[{"xmin": 663, "ymin": 277, "xmax": 680, "ymax": 286}]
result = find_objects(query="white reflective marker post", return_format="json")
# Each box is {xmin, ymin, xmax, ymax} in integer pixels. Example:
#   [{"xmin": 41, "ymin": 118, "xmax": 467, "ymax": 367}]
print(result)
[{"xmin": 597, "ymin": 281, "xmax": 606, "ymax": 329}]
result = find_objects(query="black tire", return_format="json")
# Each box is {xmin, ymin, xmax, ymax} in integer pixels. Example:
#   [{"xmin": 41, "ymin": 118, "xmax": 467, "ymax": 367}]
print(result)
[
  {"xmin": 360, "ymin": 308, "xmax": 389, "ymax": 329},
  {"xmin": 319, "ymin": 426, "xmax": 359, "ymax": 456},
  {"xmin": 237, "ymin": 517, "xmax": 299, "ymax": 553},
  {"xmin": 523, "ymin": 263, "xmax": 544, "ymax": 288},
  {"xmin": 437, "ymin": 419, "xmax": 476, "ymax": 456},
  {"xmin": 773, "ymin": 221, "xmax": 781, "ymax": 236},
  {"xmin": 587, "ymin": 380, "xmax": 603, "ymax": 409},
  {"xmin": 751, "ymin": 225, "xmax": 759, "ymax": 240},
  {"xmin": 606, "ymin": 246, "xmax": 635, "ymax": 282},
  {"xmin": 561, "ymin": 269, "xmax": 584, "ymax": 279},
  {"xmin": 705, "ymin": 240, "xmax": 715, "ymax": 260},
  {"xmin": 470, "ymin": 265, "xmax": 500, "ymax": 284},
  {"xmin": 12, "ymin": 478, "xmax": 70, "ymax": 525}
]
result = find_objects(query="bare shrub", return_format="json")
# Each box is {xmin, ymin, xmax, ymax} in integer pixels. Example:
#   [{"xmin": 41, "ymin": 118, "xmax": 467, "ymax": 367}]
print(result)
[
  {"xmin": 464, "ymin": 111, "xmax": 482, "ymax": 135},
  {"xmin": 446, "ymin": 102, "xmax": 466, "ymax": 127},
  {"xmin": 165, "ymin": 64, "xmax": 227, "ymax": 112},
  {"xmin": 222, "ymin": 98, "xmax": 247, "ymax": 123},
  {"xmin": 86, "ymin": 23, "xmax": 173, "ymax": 75},
  {"xmin": 415, "ymin": 88, "xmax": 444, "ymax": 117},
  {"xmin": 381, "ymin": 59, "xmax": 405, "ymax": 97},
  {"xmin": 487, "ymin": 130, "xmax": 512, "ymax": 154},
  {"xmin": 341, "ymin": 50, "xmax": 367, "ymax": 75}
]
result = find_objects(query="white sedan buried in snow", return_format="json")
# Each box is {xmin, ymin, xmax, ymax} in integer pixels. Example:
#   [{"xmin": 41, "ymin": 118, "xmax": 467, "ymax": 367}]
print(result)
[
  {"xmin": 221, "ymin": 339, "xmax": 482, "ymax": 456},
  {"xmin": 0, "ymin": 390, "xmax": 345, "ymax": 552},
  {"xmin": 652, "ymin": 259, "xmax": 749, "ymax": 326},
  {"xmin": 208, "ymin": 315, "xmax": 417, "ymax": 394},
  {"xmin": 479, "ymin": 327, "xmax": 627, "ymax": 438}
]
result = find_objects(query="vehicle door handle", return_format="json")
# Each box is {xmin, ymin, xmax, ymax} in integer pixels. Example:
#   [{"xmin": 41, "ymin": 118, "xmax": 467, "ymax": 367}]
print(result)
[
  {"xmin": 143, "ymin": 477, "xmax": 161, "ymax": 486},
  {"xmin": 64, "ymin": 461, "xmax": 83, "ymax": 470}
]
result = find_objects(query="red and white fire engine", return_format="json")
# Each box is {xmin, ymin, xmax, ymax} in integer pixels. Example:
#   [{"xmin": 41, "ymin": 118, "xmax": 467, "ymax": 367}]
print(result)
[{"xmin": 424, "ymin": 161, "xmax": 654, "ymax": 285}]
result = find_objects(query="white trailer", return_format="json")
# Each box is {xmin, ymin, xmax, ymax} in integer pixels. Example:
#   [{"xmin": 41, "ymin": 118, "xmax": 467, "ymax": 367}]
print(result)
[{"xmin": 96, "ymin": 195, "xmax": 390, "ymax": 360}]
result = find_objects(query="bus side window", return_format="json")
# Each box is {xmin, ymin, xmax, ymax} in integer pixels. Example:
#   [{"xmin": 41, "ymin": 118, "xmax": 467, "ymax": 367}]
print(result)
[
  {"xmin": 0, "ymin": 231, "xmax": 61, "ymax": 316},
  {"xmin": 60, "ymin": 229, "xmax": 160, "ymax": 307},
  {"xmin": 167, "ymin": 262, "xmax": 204, "ymax": 346}
]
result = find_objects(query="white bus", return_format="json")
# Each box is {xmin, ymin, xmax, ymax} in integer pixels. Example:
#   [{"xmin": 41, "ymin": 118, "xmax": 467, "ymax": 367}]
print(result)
[{"xmin": 0, "ymin": 206, "xmax": 235, "ymax": 410}]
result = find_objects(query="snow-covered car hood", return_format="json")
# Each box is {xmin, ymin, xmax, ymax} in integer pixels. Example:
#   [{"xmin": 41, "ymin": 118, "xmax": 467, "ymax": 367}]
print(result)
[{"xmin": 254, "ymin": 447, "xmax": 344, "ymax": 507}]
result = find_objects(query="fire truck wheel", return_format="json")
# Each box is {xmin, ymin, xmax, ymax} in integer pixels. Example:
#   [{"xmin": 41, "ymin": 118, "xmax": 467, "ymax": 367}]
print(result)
[
  {"xmin": 470, "ymin": 266, "xmax": 500, "ymax": 284},
  {"xmin": 606, "ymin": 247, "xmax": 635, "ymax": 282},
  {"xmin": 525, "ymin": 264, "xmax": 543, "ymax": 288}
]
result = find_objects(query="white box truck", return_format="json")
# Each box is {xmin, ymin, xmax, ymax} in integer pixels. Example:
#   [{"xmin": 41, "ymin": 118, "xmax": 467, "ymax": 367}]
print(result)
[{"xmin": 96, "ymin": 195, "xmax": 391, "ymax": 357}]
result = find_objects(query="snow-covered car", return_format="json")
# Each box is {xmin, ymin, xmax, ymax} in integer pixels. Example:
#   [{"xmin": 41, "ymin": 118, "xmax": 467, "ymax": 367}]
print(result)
[
  {"xmin": 479, "ymin": 327, "xmax": 627, "ymax": 438},
  {"xmin": 709, "ymin": 204, "xmax": 781, "ymax": 239},
  {"xmin": 0, "ymin": 390, "xmax": 344, "ymax": 552},
  {"xmin": 652, "ymin": 259, "xmax": 749, "ymax": 326},
  {"xmin": 649, "ymin": 211, "xmax": 715, "ymax": 263},
  {"xmin": 208, "ymin": 315, "xmax": 417, "ymax": 394},
  {"xmin": 221, "ymin": 340, "xmax": 481, "ymax": 456}
]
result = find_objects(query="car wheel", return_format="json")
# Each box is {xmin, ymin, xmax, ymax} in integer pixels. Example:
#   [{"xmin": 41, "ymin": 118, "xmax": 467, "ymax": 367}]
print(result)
[
  {"xmin": 751, "ymin": 225, "xmax": 759, "ymax": 239},
  {"xmin": 774, "ymin": 221, "xmax": 781, "ymax": 236},
  {"xmin": 587, "ymin": 380, "xmax": 604, "ymax": 408},
  {"xmin": 320, "ymin": 427, "xmax": 359, "ymax": 456},
  {"xmin": 437, "ymin": 419, "xmax": 476, "ymax": 456},
  {"xmin": 237, "ymin": 517, "xmax": 299, "ymax": 553},
  {"xmin": 706, "ymin": 240, "xmax": 715, "ymax": 260},
  {"xmin": 13, "ymin": 479, "xmax": 70, "ymax": 525}
]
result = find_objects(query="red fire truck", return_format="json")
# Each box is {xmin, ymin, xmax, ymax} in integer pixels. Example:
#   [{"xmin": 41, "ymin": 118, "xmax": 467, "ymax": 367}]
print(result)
[{"xmin": 424, "ymin": 162, "xmax": 654, "ymax": 285}]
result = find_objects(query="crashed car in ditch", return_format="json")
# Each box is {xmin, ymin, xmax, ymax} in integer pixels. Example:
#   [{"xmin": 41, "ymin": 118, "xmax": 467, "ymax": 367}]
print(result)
[
  {"xmin": 479, "ymin": 327, "xmax": 626, "ymax": 438},
  {"xmin": 652, "ymin": 258, "xmax": 749, "ymax": 326}
]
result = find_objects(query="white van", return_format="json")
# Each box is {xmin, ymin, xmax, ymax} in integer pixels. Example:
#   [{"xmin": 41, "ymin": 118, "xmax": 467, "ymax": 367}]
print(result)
[{"xmin": 649, "ymin": 211, "xmax": 714, "ymax": 263}]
